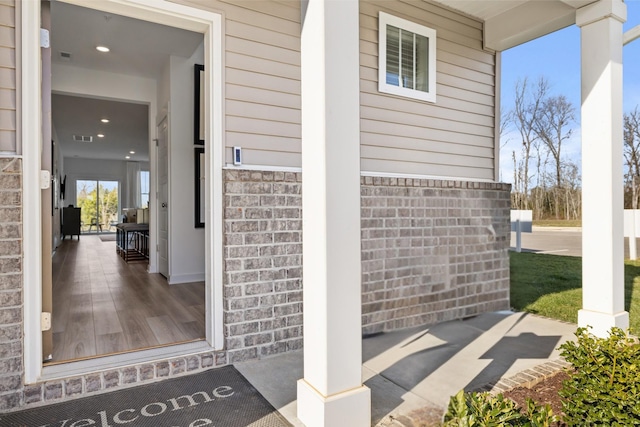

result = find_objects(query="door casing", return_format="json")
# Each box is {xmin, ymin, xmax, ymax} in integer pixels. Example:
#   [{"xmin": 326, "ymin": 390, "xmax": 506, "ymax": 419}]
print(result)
[
  {"xmin": 22, "ymin": 0, "xmax": 224, "ymax": 383},
  {"xmin": 41, "ymin": 0, "xmax": 53, "ymax": 363}
]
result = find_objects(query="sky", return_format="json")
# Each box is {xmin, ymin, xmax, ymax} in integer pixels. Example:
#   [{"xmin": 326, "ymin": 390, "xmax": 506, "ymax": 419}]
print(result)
[{"xmin": 499, "ymin": 0, "xmax": 640, "ymax": 184}]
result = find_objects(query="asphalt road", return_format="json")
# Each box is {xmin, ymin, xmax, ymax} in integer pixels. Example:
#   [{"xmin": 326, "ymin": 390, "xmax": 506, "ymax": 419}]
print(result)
[{"xmin": 510, "ymin": 226, "xmax": 640, "ymax": 259}]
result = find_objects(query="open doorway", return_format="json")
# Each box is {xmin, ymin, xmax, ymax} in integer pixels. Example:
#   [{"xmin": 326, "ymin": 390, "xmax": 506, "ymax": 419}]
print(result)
[
  {"xmin": 76, "ymin": 179, "xmax": 119, "ymax": 234},
  {"xmin": 46, "ymin": 1, "xmax": 207, "ymax": 364}
]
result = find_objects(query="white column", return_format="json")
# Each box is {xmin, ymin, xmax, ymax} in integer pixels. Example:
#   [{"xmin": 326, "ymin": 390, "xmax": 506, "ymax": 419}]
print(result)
[
  {"xmin": 297, "ymin": 0, "xmax": 371, "ymax": 426},
  {"xmin": 577, "ymin": 0, "xmax": 629, "ymax": 338}
]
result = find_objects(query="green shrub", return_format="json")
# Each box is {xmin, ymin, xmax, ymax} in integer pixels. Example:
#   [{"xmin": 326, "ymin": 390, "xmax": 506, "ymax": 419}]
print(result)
[
  {"xmin": 443, "ymin": 389, "xmax": 557, "ymax": 427},
  {"xmin": 559, "ymin": 327, "xmax": 640, "ymax": 426}
]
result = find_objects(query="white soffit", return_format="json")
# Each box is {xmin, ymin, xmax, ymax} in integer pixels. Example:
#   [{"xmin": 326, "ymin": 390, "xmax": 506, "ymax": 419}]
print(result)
[{"xmin": 430, "ymin": 0, "xmax": 599, "ymax": 51}]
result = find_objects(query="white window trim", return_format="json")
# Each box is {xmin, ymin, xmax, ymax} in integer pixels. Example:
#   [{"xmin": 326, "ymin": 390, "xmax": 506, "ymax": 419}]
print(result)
[
  {"xmin": 378, "ymin": 11, "xmax": 437, "ymax": 103},
  {"xmin": 22, "ymin": 0, "xmax": 224, "ymax": 384}
]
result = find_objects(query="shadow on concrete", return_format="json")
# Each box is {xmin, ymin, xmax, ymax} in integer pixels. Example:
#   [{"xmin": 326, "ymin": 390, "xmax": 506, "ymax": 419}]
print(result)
[
  {"xmin": 237, "ymin": 311, "xmax": 578, "ymax": 427},
  {"xmin": 463, "ymin": 332, "xmax": 561, "ymax": 391},
  {"xmin": 370, "ymin": 315, "xmax": 503, "ymax": 393},
  {"xmin": 363, "ymin": 313, "xmax": 507, "ymax": 425}
]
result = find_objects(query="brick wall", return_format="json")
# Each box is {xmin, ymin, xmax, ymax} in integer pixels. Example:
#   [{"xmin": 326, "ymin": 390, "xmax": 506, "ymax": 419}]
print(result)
[
  {"xmin": 223, "ymin": 170, "xmax": 303, "ymax": 363},
  {"xmin": 223, "ymin": 170, "xmax": 511, "ymax": 348},
  {"xmin": 0, "ymin": 158, "xmax": 22, "ymax": 410},
  {"xmin": 3, "ymin": 169, "xmax": 510, "ymax": 412},
  {"xmin": 16, "ymin": 352, "xmax": 226, "ymax": 410},
  {"xmin": 361, "ymin": 177, "xmax": 512, "ymax": 335},
  {"xmin": 2, "ymin": 351, "xmax": 226, "ymax": 411}
]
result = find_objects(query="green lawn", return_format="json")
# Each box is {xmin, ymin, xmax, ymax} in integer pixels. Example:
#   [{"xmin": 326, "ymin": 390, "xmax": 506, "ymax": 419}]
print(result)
[{"xmin": 510, "ymin": 252, "xmax": 640, "ymax": 332}]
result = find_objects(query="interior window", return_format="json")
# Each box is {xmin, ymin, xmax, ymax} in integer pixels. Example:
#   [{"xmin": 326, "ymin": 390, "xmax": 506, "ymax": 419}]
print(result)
[{"xmin": 140, "ymin": 170, "xmax": 150, "ymax": 208}]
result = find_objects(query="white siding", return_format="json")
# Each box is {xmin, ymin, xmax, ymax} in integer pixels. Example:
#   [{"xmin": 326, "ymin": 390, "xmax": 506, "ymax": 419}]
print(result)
[
  {"xmin": 180, "ymin": 0, "xmax": 497, "ymax": 177},
  {"xmin": 360, "ymin": 0, "xmax": 496, "ymax": 180},
  {"xmin": 0, "ymin": 0, "xmax": 15, "ymax": 153},
  {"xmin": 186, "ymin": 0, "xmax": 302, "ymax": 167}
]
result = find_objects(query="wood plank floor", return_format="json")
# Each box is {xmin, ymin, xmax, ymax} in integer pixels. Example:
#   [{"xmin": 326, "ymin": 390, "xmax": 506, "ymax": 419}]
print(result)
[{"xmin": 50, "ymin": 235, "xmax": 205, "ymax": 363}]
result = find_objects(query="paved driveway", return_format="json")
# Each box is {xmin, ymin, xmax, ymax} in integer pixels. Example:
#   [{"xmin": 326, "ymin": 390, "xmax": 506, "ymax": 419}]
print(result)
[{"xmin": 510, "ymin": 226, "xmax": 640, "ymax": 259}]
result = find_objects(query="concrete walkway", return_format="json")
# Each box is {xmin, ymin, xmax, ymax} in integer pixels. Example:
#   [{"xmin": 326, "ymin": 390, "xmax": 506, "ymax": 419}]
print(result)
[
  {"xmin": 236, "ymin": 311, "xmax": 577, "ymax": 426},
  {"xmin": 511, "ymin": 227, "xmax": 640, "ymax": 259}
]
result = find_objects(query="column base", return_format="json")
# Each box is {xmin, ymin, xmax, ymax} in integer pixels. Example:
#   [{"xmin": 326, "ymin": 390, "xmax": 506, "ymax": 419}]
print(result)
[
  {"xmin": 578, "ymin": 309, "xmax": 629, "ymax": 337},
  {"xmin": 297, "ymin": 379, "xmax": 371, "ymax": 427}
]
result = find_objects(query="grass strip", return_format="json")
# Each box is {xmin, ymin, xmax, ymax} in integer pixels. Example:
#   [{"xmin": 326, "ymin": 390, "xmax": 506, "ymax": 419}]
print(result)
[{"xmin": 510, "ymin": 251, "xmax": 640, "ymax": 332}]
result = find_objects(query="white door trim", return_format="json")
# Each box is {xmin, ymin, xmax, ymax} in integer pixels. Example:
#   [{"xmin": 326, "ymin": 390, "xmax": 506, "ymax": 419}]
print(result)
[
  {"xmin": 21, "ymin": 0, "xmax": 44, "ymax": 385},
  {"xmin": 22, "ymin": 0, "xmax": 224, "ymax": 384}
]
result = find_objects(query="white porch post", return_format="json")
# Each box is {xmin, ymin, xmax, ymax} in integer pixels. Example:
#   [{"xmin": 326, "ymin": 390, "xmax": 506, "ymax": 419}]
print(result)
[
  {"xmin": 297, "ymin": 0, "xmax": 371, "ymax": 426},
  {"xmin": 577, "ymin": 0, "xmax": 629, "ymax": 338}
]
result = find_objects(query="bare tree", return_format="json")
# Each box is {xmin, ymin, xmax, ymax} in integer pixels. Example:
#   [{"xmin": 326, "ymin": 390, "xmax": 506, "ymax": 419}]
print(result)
[
  {"xmin": 507, "ymin": 75, "xmax": 582, "ymax": 220},
  {"xmin": 511, "ymin": 77, "xmax": 548, "ymax": 210},
  {"xmin": 500, "ymin": 109, "xmax": 511, "ymax": 149},
  {"xmin": 531, "ymin": 139, "xmax": 550, "ymax": 220},
  {"xmin": 562, "ymin": 160, "xmax": 581, "ymax": 220},
  {"xmin": 532, "ymin": 94, "xmax": 575, "ymax": 218},
  {"xmin": 624, "ymin": 108, "xmax": 640, "ymax": 209}
]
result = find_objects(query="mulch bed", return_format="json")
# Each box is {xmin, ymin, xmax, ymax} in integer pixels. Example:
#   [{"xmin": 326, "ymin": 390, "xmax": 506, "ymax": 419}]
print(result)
[{"xmin": 503, "ymin": 370, "xmax": 570, "ymax": 425}]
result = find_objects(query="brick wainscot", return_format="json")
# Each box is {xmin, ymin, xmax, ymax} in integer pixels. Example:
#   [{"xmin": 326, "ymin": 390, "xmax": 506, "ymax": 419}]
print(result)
[{"xmin": 1, "ymin": 166, "xmax": 510, "ymax": 410}]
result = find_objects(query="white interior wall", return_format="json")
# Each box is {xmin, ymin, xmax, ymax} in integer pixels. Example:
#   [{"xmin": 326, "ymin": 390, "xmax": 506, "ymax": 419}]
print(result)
[{"xmin": 165, "ymin": 42, "xmax": 205, "ymax": 284}]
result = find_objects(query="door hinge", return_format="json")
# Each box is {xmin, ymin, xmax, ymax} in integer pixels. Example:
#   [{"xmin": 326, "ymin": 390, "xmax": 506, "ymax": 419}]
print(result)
[
  {"xmin": 40, "ymin": 170, "xmax": 51, "ymax": 189},
  {"xmin": 41, "ymin": 312, "xmax": 52, "ymax": 332},
  {"xmin": 156, "ymin": 244, "xmax": 159, "ymax": 252},
  {"xmin": 40, "ymin": 28, "xmax": 50, "ymax": 48},
  {"xmin": 154, "ymin": 138, "xmax": 159, "ymax": 146}
]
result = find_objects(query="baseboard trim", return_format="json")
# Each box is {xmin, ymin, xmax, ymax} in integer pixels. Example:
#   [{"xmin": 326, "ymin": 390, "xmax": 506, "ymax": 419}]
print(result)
[{"xmin": 168, "ymin": 273, "xmax": 205, "ymax": 285}]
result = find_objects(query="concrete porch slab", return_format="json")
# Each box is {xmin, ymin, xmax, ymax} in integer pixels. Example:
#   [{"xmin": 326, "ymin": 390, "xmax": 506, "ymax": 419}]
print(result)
[{"xmin": 235, "ymin": 311, "xmax": 577, "ymax": 426}]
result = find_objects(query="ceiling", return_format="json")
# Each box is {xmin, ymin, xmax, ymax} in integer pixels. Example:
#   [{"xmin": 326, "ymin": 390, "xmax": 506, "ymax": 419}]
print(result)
[
  {"xmin": 431, "ymin": 0, "xmax": 594, "ymax": 21},
  {"xmin": 431, "ymin": 0, "xmax": 599, "ymax": 51},
  {"xmin": 52, "ymin": 94, "xmax": 149, "ymax": 162},
  {"xmin": 50, "ymin": 1, "xmax": 203, "ymax": 162}
]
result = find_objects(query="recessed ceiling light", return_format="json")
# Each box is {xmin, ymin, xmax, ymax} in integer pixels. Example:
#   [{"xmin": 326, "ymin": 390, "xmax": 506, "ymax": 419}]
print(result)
[
  {"xmin": 125, "ymin": 156, "xmax": 131, "ymax": 159},
  {"xmin": 96, "ymin": 46, "xmax": 110, "ymax": 53},
  {"xmin": 101, "ymin": 119, "xmax": 110, "ymax": 123},
  {"xmin": 97, "ymin": 134, "xmax": 104, "ymax": 138},
  {"xmin": 129, "ymin": 150, "xmax": 135, "ymax": 154}
]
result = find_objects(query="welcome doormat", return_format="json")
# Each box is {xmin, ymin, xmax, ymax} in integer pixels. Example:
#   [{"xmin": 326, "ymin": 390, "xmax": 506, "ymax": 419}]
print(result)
[{"xmin": 0, "ymin": 366, "xmax": 292, "ymax": 427}]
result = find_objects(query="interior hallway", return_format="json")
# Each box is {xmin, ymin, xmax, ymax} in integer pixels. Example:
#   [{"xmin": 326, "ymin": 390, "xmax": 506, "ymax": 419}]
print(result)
[{"xmin": 50, "ymin": 235, "xmax": 205, "ymax": 363}]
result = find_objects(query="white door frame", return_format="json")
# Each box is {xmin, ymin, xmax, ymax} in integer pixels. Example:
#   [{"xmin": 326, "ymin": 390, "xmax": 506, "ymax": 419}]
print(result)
[{"xmin": 22, "ymin": 0, "xmax": 224, "ymax": 384}]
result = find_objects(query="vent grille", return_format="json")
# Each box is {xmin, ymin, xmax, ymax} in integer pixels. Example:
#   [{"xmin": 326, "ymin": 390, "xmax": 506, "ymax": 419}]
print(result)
[
  {"xmin": 59, "ymin": 51, "xmax": 72, "ymax": 60},
  {"xmin": 73, "ymin": 135, "xmax": 93, "ymax": 142}
]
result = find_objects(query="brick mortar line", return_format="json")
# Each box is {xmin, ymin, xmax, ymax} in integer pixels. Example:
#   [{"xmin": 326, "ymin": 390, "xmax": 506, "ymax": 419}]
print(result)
[{"xmin": 479, "ymin": 357, "xmax": 572, "ymax": 395}]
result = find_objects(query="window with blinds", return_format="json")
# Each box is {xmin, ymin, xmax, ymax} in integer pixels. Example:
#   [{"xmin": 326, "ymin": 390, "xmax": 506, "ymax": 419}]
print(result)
[{"xmin": 378, "ymin": 12, "xmax": 436, "ymax": 103}]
